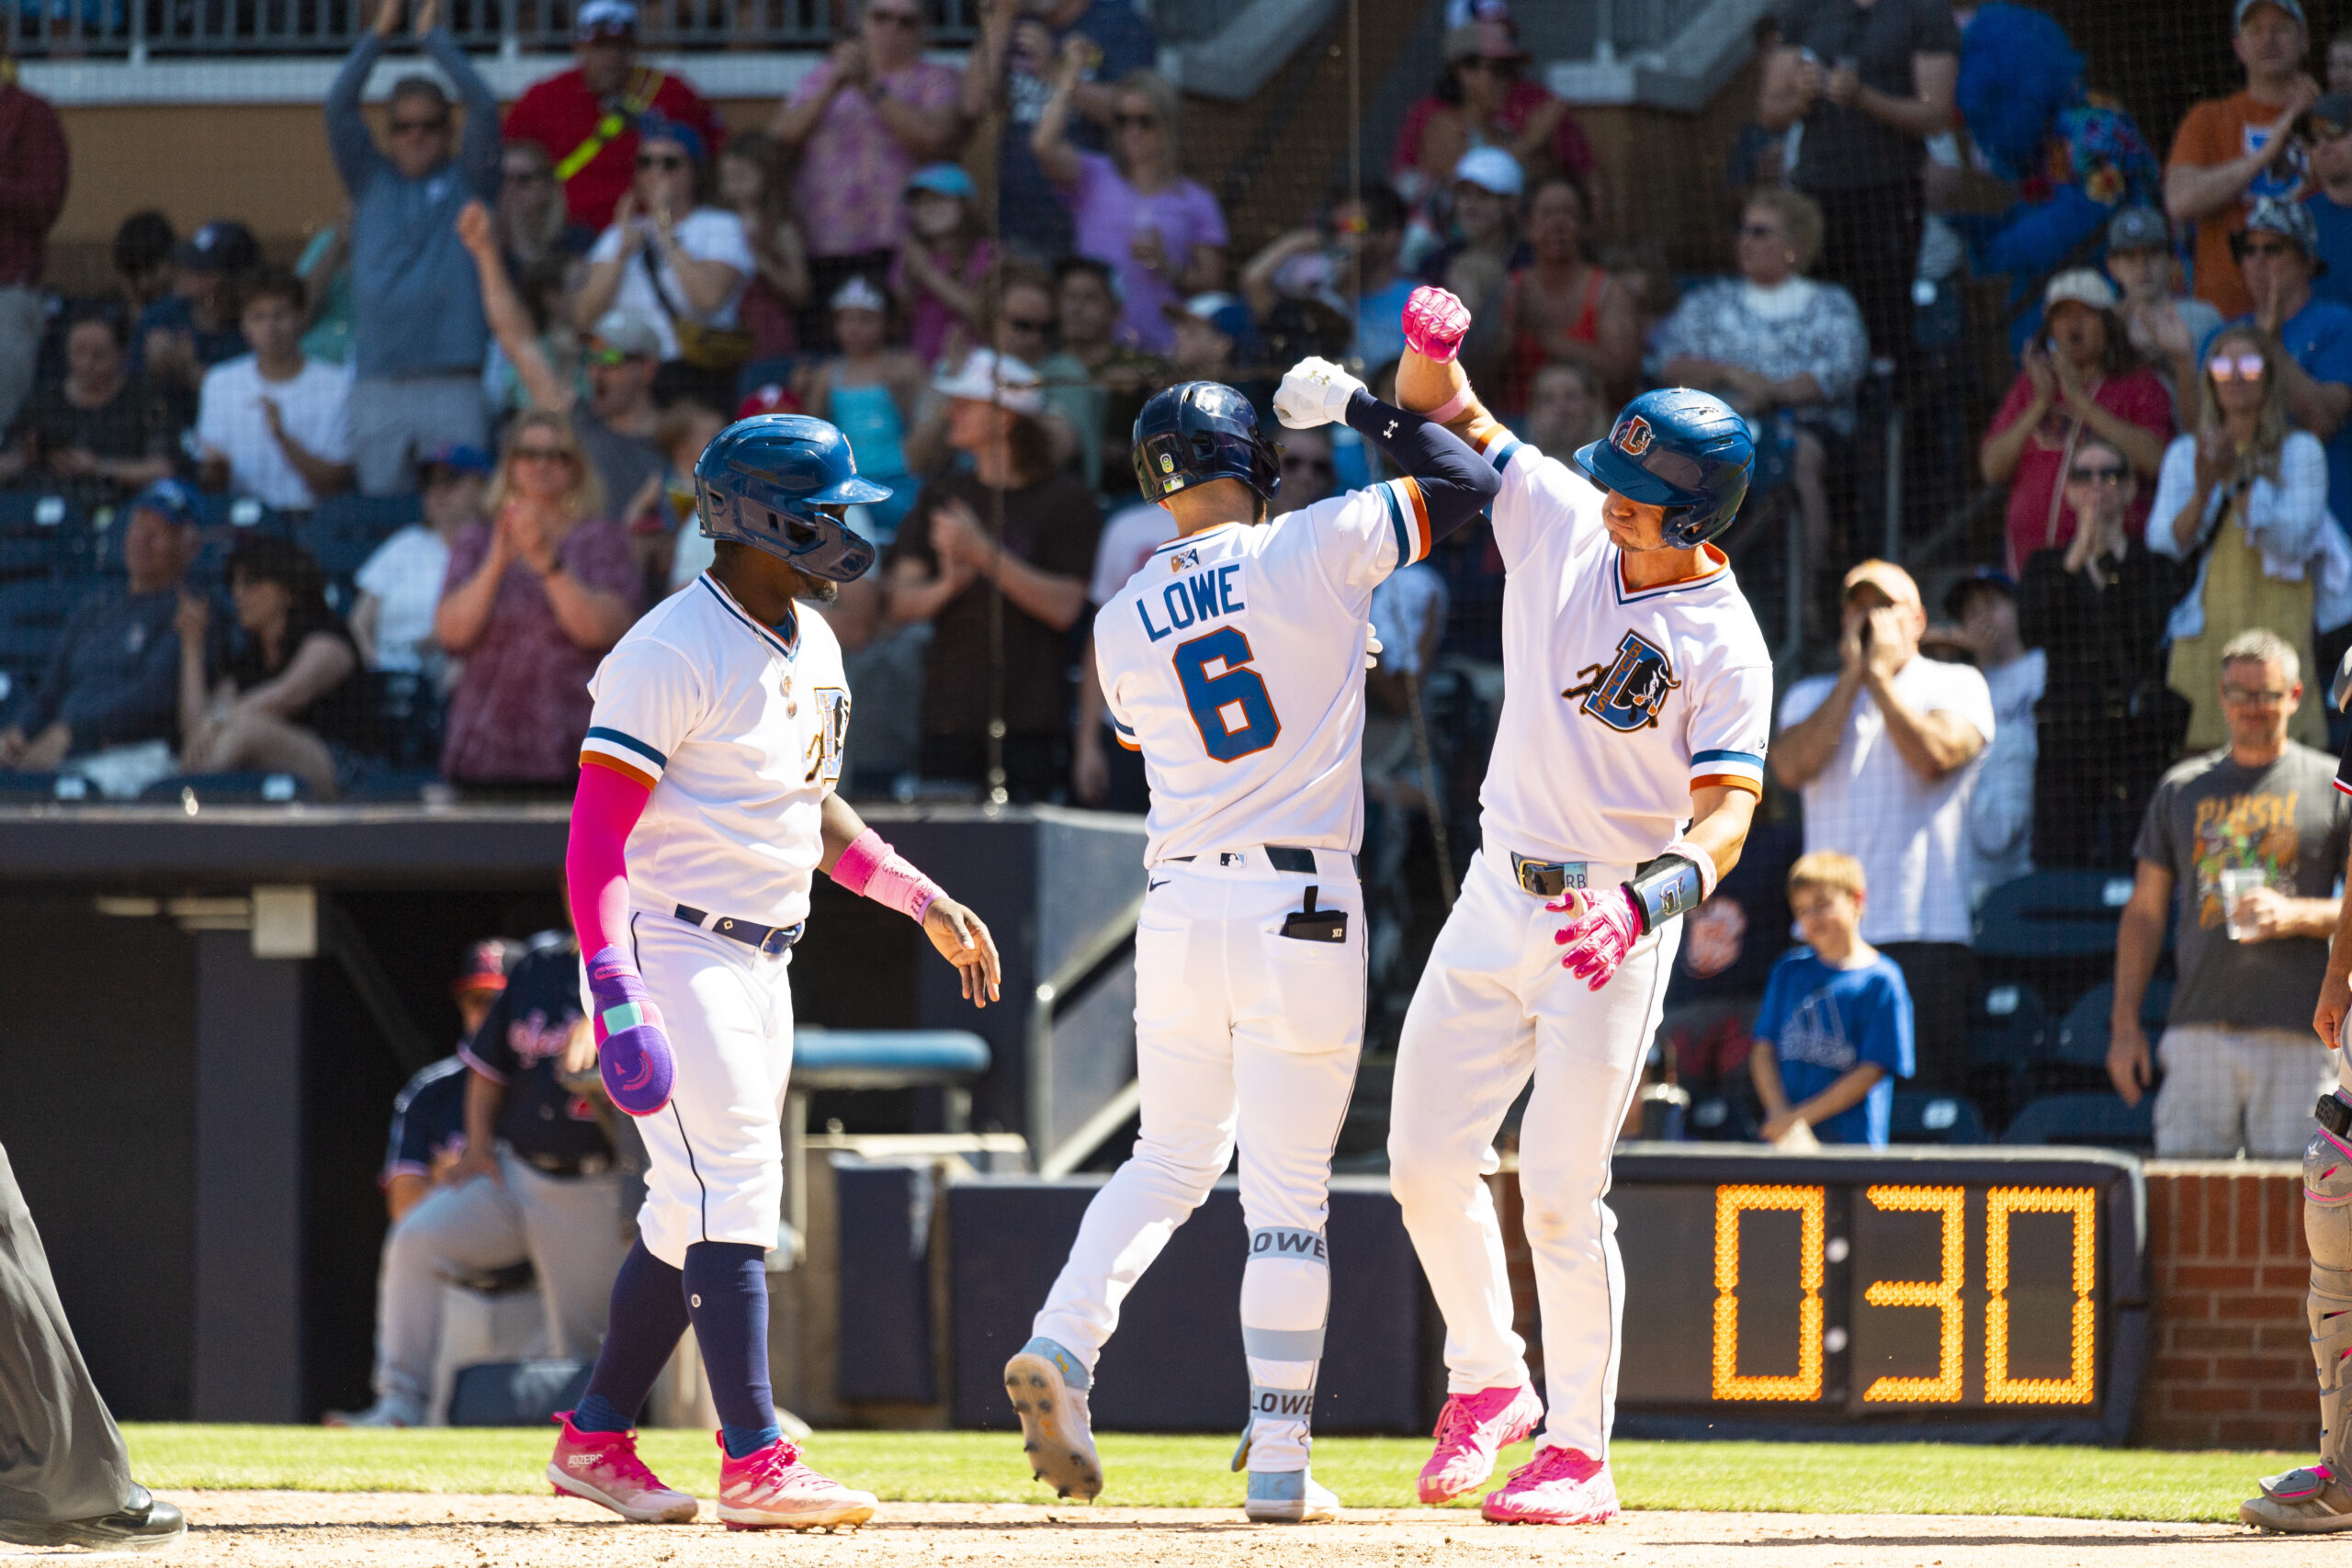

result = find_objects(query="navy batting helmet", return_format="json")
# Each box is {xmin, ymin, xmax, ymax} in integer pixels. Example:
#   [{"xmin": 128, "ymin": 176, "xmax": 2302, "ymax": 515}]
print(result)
[
  {"xmin": 694, "ymin": 413, "xmax": 888, "ymax": 582},
  {"xmin": 1573, "ymin": 389, "xmax": 1754, "ymax": 550},
  {"xmin": 1132, "ymin": 381, "xmax": 1281, "ymax": 506}
]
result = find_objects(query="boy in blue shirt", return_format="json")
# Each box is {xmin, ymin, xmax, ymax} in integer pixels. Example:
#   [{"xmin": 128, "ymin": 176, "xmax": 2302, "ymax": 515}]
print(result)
[{"xmin": 1749, "ymin": 852, "xmax": 1916, "ymax": 1146}]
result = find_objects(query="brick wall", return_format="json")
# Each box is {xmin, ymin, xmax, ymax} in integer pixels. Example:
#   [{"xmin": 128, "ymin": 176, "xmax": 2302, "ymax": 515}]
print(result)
[{"xmin": 2134, "ymin": 1162, "xmax": 2313, "ymax": 1450}]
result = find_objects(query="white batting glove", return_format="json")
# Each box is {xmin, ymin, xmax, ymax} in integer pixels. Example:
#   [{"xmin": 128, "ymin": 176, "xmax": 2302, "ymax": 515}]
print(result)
[{"xmin": 1273, "ymin": 356, "xmax": 1363, "ymax": 429}]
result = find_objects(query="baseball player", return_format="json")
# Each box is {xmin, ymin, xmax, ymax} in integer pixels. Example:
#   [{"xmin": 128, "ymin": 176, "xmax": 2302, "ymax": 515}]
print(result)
[
  {"xmin": 548, "ymin": 413, "xmax": 1001, "ymax": 1531},
  {"xmin": 1384, "ymin": 303, "xmax": 1769, "ymax": 1523},
  {"xmin": 1001, "ymin": 339, "xmax": 1499, "ymax": 1524}
]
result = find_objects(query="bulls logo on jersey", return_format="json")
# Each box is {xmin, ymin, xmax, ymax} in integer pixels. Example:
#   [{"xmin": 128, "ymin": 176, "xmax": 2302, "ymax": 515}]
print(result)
[
  {"xmin": 1564, "ymin": 630, "xmax": 1681, "ymax": 733},
  {"xmin": 1616, "ymin": 415, "xmax": 1656, "ymax": 456},
  {"xmin": 804, "ymin": 686, "xmax": 851, "ymax": 784}
]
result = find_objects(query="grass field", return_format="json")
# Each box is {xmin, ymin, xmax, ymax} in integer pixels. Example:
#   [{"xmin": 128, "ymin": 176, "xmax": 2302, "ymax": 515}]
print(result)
[{"xmin": 120, "ymin": 1426, "xmax": 2290, "ymax": 1522}]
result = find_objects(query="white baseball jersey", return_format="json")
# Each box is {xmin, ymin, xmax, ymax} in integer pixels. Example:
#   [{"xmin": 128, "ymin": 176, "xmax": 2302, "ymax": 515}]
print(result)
[
  {"xmin": 580, "ymin": 572, "xmax": 850, "ymax": 930},
  {"xmin": 1093, "ymin": 478, "xmax": 1436, "ymax": 864},
  {"xmin": 1472, "ymin": 429, "xmax": 1772, "ymax": 864}
]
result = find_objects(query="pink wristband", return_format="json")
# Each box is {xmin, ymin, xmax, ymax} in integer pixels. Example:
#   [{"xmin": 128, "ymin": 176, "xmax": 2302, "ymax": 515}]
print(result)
[
  {"xmin": 831, "ymin": 827, "xmax": 943, "ymax": 923},
  {"xmin": 1425, "ymin": 384, "xmax": 1474, "ymax": 426},
  {"xmin": 1661, "ymin": 837, "xmax": 1720, "ymax": 900}
]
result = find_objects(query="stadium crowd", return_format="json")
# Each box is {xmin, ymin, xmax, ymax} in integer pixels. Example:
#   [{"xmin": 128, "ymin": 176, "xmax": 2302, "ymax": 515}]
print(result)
[{"xmin": 0, "ymin": 0, "xmax": 2350, "ymax": 1168}]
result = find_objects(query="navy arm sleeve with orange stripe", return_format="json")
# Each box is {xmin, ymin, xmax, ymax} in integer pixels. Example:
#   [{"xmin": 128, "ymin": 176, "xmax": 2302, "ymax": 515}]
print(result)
[{"xmin": 1342, "ymin": 388, "xmax": 1498, "ymax": 543}]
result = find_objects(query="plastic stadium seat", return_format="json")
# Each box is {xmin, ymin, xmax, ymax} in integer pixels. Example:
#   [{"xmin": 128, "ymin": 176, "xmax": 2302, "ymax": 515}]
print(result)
[
  {"xmin": 1889, "ymin": 1091, "xmax": 1988, "ymax": 1145},
  {"xmin": 790, "ymin": 1029, "xmax": 990, "ymax": 1090},
  {"xmin": 2000, "ymin": 1091, "xmax": 2154, "ymax": 1150},
  {"xmin": 2052, "ymin": 978, "xmax": 2173, "ymax": 1068},
  {"xmin": 0, "ymin": 576, "xmax": 73, "ymax": 671},
  {"xmin": 298, "ymin": 493, "xmax": 418, "ymax": 581},
  {"xmin": 1965, "ymin": 980, "xmax": 2048, "ymax": 1063},
  {"xmin": 137, "ymin": 772, "xmax": 310, "ymax": 805},
  {"xmin": 1973, "ymin": 869, "xmax": 2140, "ymax": 958},
  {"xmin": 0, "ymin": 492, "xmax": 79, "ymax": 537}
]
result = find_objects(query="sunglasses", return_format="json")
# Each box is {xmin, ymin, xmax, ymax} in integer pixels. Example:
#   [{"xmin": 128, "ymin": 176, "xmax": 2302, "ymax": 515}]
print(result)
[
  {"xmin": 637, "ymin": 152, "xmax": 689, "ymax": 171},
  {"xmin": 511, "ymin": 445, "xmax": 576, "ymax": 464},
  {"xmin": 2068, "ymin": 464, "xmax": 2127, "ymax": 484},
  {"xmin": 2238, "ymin": 239, "xmax": 2300, "ymax": 259},
  {"xmin": 1003, "ymin": 315, "xmax": 1053, "ymax": 333},
  {"xmin": 866, "ymin": 6, "xmax": 921, "ymax": 26},
  {"xmin": 503, "ymin": 166, "xmax": 552, "ymax": 185},
  {"xmin": 2211, "ymin": 353, "xmax": 2267, "ymax": 381},
  {"xmin": 1736, "ymin": 221, "xmax": 1780, "ymax": 240},
  {"xmin": 390, "ymin": 117, "xmax": 448, "ymax": 136},
  {"xmin": 2221, "ymin": 684, "xmax": 2290, "ymax": 705},
  {"xmin": 585, "ymin": 346, "xmax": 643, "ymax": 367},
  {"xmin": 1283, "ymin": 456, "xmax": 1334, "ymax": 476},
  {"xmin": 1114, "ymin": 113, "xmax": 1160, "ymax": 130}
]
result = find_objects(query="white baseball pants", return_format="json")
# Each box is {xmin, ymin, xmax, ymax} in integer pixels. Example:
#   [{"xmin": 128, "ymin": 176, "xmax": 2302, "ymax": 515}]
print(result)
[
  {"xmin": 1388, "ymin": 847, "xmax": 1679, "ymax": 1461},
  {"xmin": 1031, "ymin": 848, "xmax": 1364, "ymax": 1472},
  {"xmin": 627, "ymin": 913, "xmax": 796, "ymax": 1270}
]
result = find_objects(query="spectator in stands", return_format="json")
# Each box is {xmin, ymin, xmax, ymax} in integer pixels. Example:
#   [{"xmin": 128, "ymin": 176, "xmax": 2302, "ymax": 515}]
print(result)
[
  {"xmin": 494, "ymin": 140, "xmax": 592, "ymax": 279},
  {"xmin": 892, "ymin": 164, "xmax": 992, "ymax": 369},
  {"xmin": 136, "ymin": 220, "xmax": 254, "ymax": 403},
  {"xmin": 652, "ymin": 401, "xmax": 734, "ymax": 592},
  {"xmin": 195, "ymin": 267, "xmax": 355, "ymax": 512},
  {"xmin": 771, "ymin": 0, "xmax": 966, "ymax": 344},
  {"xmin": 2018, "ymin": 434, "xmax": 2186, "ymax": 867},
  {"xmin": 1654, "ymin": 186, "xmax": 1869, "ymax": 592},
  {"xmin": 2111, "ymin": 626, "xmax": 2347, "ymax": 1156},
  {"xmin": 352, "ymin": 443, "xmax": 490, "ymax": 682},
  {"xmin": 1039, "ymin": 255, "xmax": 1162, "ymax": 500},
  {"xmin": 1240, "ymin": 186, "xmax": 1420, "ymax": 377},
  {"xmin": 1072, "ymin": 494, "xmax": 1174, "ymax": 807},
  {"xmin": 1771, "ymin": 558, "xmax": 1996, "ymax": 1096},
  {"xmin": 1035, "ymin": 63, "xmax": 1226, "ymax": 358},
  {"xmin": 2302, "ymin": 94, "xmax": 2352, "ymax": 309},
  {"xmin": 0, "ymin": 479, "xmax": 208, "ymax": 775},
  {"xmin": 2105, "ymin": 205, "xmax": 2225, "ymax": 417},
  {"xmin": 2228, "ymin": 197, "xmax": 2352, "ymax": 532},
  {"xmin": 1419, "ymin": 148, "xmax": 1523, "ymax": 393},
  {"xmin": 1520, "ymin": 360, "xmax": 1607, "ymax": 456},
  {"xmin": 1980, "ymin": 269, "xmax": 2173, "ymax": 575},
  {"xmin": 888, "ymin": 350, "xmax": 1098, "ymax": 801},
  {"xmin": 2333, "ymin": 21, "xmax": 2352, "ymax": 94},
  {"xmin": 2166, "ymin": 0, "xmax": 2318, "ymax": 322},
  {"xmin": 1748, "ymin": 851, "xmax": 1915, "ymax": 1148},
  {"xmin": 109, "ymin": 210, "xmax": 175, "ymax": 323},
  {"xmin": 0, "ymin": 55, "xmax": 62, "ymax": 435},
  {"xmin": 2148, "ymin": 324, "xmax": 2340, "ymax": 752},
  {"xmin": 1941, "ymin": 570, "xmax": 2041, "ymax": 904},
  {"xmin": 1390, "ymin": 11, "xmax": 1602, "ymax": 220},
  {"xmin": 327, "ymin": 0, "xmax": 501, "ymax": 499},
  {"xmin": 435, "ymin": 411, "xmax": 639, "ymax": 791},
  {"xmin": 1162, "ymin": 293, "xmax": 1266, "ymax": 422},
  {"xmin": 294, "ymin": 216, "xmax": 356, "ymax": 369},
  {"xmin": 714, "ymin": 131, "xmax": 808, "ymax": 363},
  {"xmin": 572, "ymin": 116, "xmax": 752, "ymax": 412},
  {"xmin": 1499, "ymin": 175, "xmax": 1641, "ymax": 410},
  {"xmin": 0, "ymin": 309, "xmax": 177, "ymax": 508},
  {"xmin": 328, "ymin": 928, "xmax": 628, "ymax": 1428},
  {"xmin": 460, "ymin": 199, "xmax": 665, "ymax": 513},
  {"xmin": 368, "ymin": 941, "xmax": 510, "ymax": 1228},
  {"xmin": 966, "ymin": 0, "xmax": 1157, "ymax": 265},
  {"xmin": 800, "ymin": 275, "xmax": 923, "ymax": 545},
  {"xmin": 1759, "ymin": 0, "xmax": 1958, "ymax": 373},
  {"xmin": 503, "ymin": 0, "xmax": 719, "ymax": 231},
  {"xmin": 175, "ymin": 535, "xmax": 366, "ymax": 798}
]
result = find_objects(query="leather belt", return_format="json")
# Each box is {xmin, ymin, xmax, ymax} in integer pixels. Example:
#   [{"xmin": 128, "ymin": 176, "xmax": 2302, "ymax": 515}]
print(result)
[
  {"xmin": 1509, "ymin": 852, "xmax": 1589, "ymax": 899},
  {"xmin": 1166, "ymin": 845, "xmax": 1360, "ymax": 875},
  {"xmin": 520, "ymin": 1150, "xmax": 610, "ymax": 1179},
  {"xmin": 674, "ymin": 903, "xmax": 804, "ymax": 955}
]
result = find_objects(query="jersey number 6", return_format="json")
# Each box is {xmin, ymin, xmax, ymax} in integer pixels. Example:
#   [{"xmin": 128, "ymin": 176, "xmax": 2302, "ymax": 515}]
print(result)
[{"xmin": 1174, "ymin": 626, "xmax": 1281, "ymax": 762}]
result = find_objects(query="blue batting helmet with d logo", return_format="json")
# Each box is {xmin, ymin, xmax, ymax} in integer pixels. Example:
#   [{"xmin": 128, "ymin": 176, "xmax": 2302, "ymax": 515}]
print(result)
[
  {"xmin": 1132, "ymin": 381, "xmax": 1282, "ymax": 505},
  {"xmin": 694, "ymin": 413, "xmax": 888, "ymax": 582},
  {"xmin": 1572, "ymin": 388, "xmax": 1754, "ymax": 550}
]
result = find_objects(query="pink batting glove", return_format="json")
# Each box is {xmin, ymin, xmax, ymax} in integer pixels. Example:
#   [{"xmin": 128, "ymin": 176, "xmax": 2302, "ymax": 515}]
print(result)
[
  {"xmin": 1549, "ymin": 886, "xmax": 1642, "ymax": 992},
  {"xmin": 1403, "ymin": 285, "xmax": 1471, "ymax": 363}
]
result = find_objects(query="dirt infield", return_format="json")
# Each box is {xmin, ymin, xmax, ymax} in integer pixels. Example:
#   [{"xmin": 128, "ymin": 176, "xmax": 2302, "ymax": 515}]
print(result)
[{"xmin": 28, "ymin": 1492, "xmax": 2326, "ymax": 1565}]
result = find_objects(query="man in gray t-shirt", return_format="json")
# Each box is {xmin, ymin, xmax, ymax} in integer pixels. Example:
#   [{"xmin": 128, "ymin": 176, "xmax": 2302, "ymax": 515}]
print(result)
[{"xmin": 2111, "ymin": 630, "xmax": 2349, "ymax": 1156}]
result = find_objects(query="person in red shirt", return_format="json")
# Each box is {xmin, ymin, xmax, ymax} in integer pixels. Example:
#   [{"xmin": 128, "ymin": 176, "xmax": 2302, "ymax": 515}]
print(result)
[
  {"xmin": 1390, "ymin": 10, "xmax": 1603, "ymax": 224},
  {"xmin": 503, "ymin": 0, "xmax": 720, "ymax": 231},
  {"xmin": 0, "ymin": 46, "xmax": 66, "ymax": 435}
]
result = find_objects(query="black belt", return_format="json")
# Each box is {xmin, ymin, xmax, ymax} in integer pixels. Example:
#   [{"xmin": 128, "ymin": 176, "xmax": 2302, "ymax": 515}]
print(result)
[
  {"xmin": 1167, "ymin": 845, "xmax": 1358, "ymax": 875},
  {"xmin": 674, "ymin": 904, "xmax": 804, "ymax": 955},
  {"xmin": 1508, "ymin": 852, "xmax": 1590, "ymax": 899},
  {"xmin": 519, "ymin": 1150, "xmax": 610, "ymax": 1179}
]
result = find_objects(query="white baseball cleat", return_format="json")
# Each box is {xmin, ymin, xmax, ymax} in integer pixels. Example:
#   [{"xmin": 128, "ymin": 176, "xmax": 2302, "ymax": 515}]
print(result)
[
  {"xmin": 1245, "ymin": 1469, "xmax": 1340, "ymax": 1523},
  {"xmin": 546, "ymin": 1412, "xmax": 699, "ymax": 1523},
  {"xmin": 1003, "ymin": 1337, "xmax": 1103, "ymax": 1500},
  {"xmin": 717, "ymin": 1433, "xmax": 877, "ymax": 1531}
]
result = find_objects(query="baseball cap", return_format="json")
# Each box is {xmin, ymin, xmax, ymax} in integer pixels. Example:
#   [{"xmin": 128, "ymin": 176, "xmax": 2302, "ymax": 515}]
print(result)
[
  {"xmin": 421, "ymin": 443, "xmax": 492, "ymax": 480},
  {"xmin": 905, "ymin": 162, "xmax": 977, "ymax": 201},
  {"xmin": 1942, "ymin": 565, "xmax": 2017, "ymax": 620},
  {"xmin": 2241, "ymin": 194, "xmax": 2326, "ymax": 272},
  {"xmin": 2042, "ymin": 266, "xmax": 2119, "ymax": 313},
  {"xmin": 575, "ymin": 0, "xmax": 637, "ymax": 40},
  {"xmin": 173, "ymin": 220, "xmax": 257, "ymax": 274},
  {"xmin": 130, "ymin": 478, "xmax": 200, "ymax": 527},
  {"xmin": 2105, "ymin": 205, "xmax": 2170, "ymax": 255},
  {"xmin": 932, "ymin": 347, "xmax": 1045, "ymax": 414},
  {"xmin": 2234, "ymin": 0, "xmax": 2305, "ymax": 30},
  {"xmin": 2308, "ymin": 91, "xmax": 2352, "ymax": 137},
  {"xmin": 451, "ymin": 938, "xmax": 510, "ymax": 996},
  {"xmin": 589, "ymin": 307, "xmax": 662, "ymax": 359},
  {"xmin": 829, "ymin": 274, "xmax": 888, "ymax": 314},
  {"xmin": 1843, "ymin": 558, "xmax": 1921, "ymax": 608},
  {"xmin": 636, "ymin": 111, "xmax": 706, "ymax": 167},
  {"xmin": 737, "ymin": 382, "xmax": 804, "ymax": 420},
  {"xmin": 1453, "ymin": 145, "xmax": 1525, "ymax": 197},
  {"xmin": 1163, "ymin": 290, "xmax": 1256, "ymax": 344}
]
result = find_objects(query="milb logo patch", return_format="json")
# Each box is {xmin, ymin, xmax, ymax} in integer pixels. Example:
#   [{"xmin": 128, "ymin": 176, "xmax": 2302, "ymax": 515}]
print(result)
[{"xmin": 1564, "ymin": 630, "xmax": 1682, "ymax": 732}]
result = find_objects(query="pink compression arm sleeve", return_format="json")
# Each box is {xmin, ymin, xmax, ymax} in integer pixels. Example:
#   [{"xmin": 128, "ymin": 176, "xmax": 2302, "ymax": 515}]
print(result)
[
  {"xmin": 567, "ymin": 761, "xmax": 653, "ymax": 960},
  {"xmin": 830, "ymin": 827, "xmax": 943, "ymax": 923}
]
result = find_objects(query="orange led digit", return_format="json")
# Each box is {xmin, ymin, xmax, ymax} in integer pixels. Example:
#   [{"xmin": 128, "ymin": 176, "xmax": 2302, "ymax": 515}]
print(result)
[
  {"xmin": 1860, "ymin": 1185, "xmax": 1965, "ymax": 1403},
  {"xmin": 1710, "ymin": 1184, "xmax": 1826, "ymax": 1402},
  {"xmin": 1984, "ymin": 1186, "xmax": 2098, "ymax": 1404}
]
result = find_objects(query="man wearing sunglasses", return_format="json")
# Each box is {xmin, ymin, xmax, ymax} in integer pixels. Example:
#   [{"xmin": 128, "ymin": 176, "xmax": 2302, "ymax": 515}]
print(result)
[
  {"xmin": 2228, "ymin": 196, "xmax": 2352, "ymax": 541},
  {"xmin": 328, "ymin": 0, "xmax": 502, "ymax": 495}
]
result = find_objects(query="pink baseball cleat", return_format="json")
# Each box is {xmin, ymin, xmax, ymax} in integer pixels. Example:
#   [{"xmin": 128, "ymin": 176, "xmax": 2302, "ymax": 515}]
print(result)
[
  {"xmin": 1480, "ymin": 1445, "xmax": 1620, "ymax": 1526},
  {"xmin": 717, "ymin": 1433, "xmax": 877, "ymax": 1531},
  {"xmin": 546, "ymin": 1412, "xmax": 698, "ymax": 1523},
  {"xmin": 1416, "ymin": 1382, "xmax": 1543, "ymax": 1503}
]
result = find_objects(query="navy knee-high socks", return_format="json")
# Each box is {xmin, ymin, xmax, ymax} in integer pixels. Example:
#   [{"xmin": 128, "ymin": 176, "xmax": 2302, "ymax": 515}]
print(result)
[{"xmin": 571, "ymin": 1238, "xmax": 780, "ymax": 1460}]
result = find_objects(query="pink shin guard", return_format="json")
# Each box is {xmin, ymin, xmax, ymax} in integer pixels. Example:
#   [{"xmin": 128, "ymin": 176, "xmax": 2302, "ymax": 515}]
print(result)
[{"xmin": 831, "ymin": 828, "xmax": 942, "ymax": 923}]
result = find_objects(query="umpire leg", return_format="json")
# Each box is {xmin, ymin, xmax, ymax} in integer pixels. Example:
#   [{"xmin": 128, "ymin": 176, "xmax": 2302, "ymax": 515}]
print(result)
[{"xmin": 0, "ymin": 1137, "xmax": 132, "ymax": 1524}]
